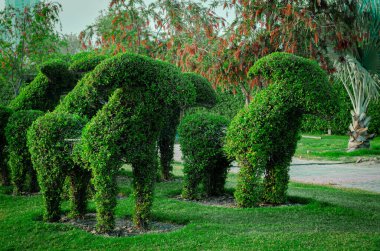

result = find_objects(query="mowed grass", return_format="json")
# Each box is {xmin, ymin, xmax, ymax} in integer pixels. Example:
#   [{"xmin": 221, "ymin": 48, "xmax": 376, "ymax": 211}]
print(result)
[
  {"xmin": 1, "ymin": 168, "xmax": 379, "ymax": 250},
  {"xmin": 295, "ymin": 135, "xmax": 380, "ymax": 161}
]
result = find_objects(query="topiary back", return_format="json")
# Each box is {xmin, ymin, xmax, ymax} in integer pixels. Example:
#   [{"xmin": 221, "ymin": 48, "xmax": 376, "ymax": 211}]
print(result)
[{"xmin": 225, "ymin": 52, "xmax": 335, "ymax": 207}]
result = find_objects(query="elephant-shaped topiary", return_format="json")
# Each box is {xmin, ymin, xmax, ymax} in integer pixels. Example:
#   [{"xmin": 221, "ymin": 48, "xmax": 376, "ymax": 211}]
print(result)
[
  {"xmin": 28, "ymin": 53, "xmax": 196, "ymax": 232},
  {"xmin": 225, "ymin": 52, "xmax": 336, "ymax": 207}
]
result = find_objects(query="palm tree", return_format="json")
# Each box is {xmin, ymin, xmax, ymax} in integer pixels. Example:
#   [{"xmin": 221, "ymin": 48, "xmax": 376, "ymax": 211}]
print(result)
[{"xmin": 332, "ymin": 0, "xmax": 380, "ymax": 151}]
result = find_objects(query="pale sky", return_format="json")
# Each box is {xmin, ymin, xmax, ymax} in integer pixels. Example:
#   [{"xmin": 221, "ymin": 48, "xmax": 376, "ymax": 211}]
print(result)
[
  {"xmin": 0, "ymin": 0, "xmax": 110, "ymax": 35},
  {"xmin": 0, "ymin": 0, "xmax": 230, "ymax": 35}
]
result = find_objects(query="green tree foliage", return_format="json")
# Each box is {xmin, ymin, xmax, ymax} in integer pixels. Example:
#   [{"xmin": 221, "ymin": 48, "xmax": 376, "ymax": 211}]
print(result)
[
  {"xmin": 225, "ymin": 53, "xmax": 335, "ymax": 207},
  {"xmin": 28, "ymin": 53, "xmax": 195, "ymax": 232},
  {"xmin": 5, "ymin": 110, "xmax": 44, "ymax": 194},
  {"xmin": 0, "ymin": 2, "xmax": 63, "ymax": 96},
  {"xmin": 178, "ymin": 112, "xmax": 230, "ymax": 199},
  {"xmin": 0, "ymin": 106, "xmax": 13, "ymax": 185},
  {"xmin": 158, "ymin": 72, "xmax": 217, "ymax": 180}
]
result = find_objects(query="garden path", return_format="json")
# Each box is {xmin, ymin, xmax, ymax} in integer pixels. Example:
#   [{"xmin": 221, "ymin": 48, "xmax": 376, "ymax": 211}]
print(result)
[{"xmin": 173, "ymin": 144, "xmax": 380, "ymax": 193}]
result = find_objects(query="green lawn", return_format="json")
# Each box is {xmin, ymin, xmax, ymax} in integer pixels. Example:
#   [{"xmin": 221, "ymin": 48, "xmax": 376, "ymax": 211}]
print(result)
[
  {"xmin": 295, "ymin": 135, "xmax": 380, "ymax": 161},
  {"xmin": 1, "ymin": 169, "xmax": 379, "ymax": 250}
]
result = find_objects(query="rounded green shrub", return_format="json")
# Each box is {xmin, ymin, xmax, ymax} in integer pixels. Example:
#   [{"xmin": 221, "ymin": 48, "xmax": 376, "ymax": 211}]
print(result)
[
  {"xmin": 0, "ymin": 106, "xmax": 13, "ymax": 185},
  {"xmin": 158, "ymin": 72, "xmax": 216, "ymax": 180},
  {"xmin": 178, "ymin": 112, "xmax": 231, "ymax": 199},
  {"xmin": 27, "ymin": 112, "xmax": 88, "ymax": 221},
  {"xmin": 225, "ymin": 52, "xmax": 335, "ymax": 207},
  {"xmin": 5, "ymin": 110, "xmax": 44, "ymax": 194}
]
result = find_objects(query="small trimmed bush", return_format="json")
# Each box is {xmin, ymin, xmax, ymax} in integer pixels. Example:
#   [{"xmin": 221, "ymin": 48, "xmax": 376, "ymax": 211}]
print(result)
[
  {"xmin": 5, "ymin": 110, "xmax": 44, "ymax": 194},
  {"xmin": 0, "ymin": 106, "xmax": 13, "ymax": 185},
  {"xmin": 225, "ymin": 52, "xmax": 335, "ymax": 207},
  {"xmin": 27, "ymin": 112, "xmax": 88, "ymax": 221},
  {"xmin": 178, "ymin": 112, "xmax": 231, "ymax": 199}
]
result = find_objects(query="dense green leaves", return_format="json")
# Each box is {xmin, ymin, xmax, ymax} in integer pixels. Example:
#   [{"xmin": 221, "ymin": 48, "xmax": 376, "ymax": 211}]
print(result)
[
  {"xmin": 0, "ymin": 106, "xmax": 13, "ymax": 186},
  {"xmin": 5, "ymin": 110, "xmax": 44, "ymax": 194},
  {"xmin": 178, "ymin": 112, "xmax": 230, "ymax": 199},
  {"xmin": 226, "ymin": 52, "xmax": 334, "ymax": 207},
  {"xmin": 28, "ymin": 53, "xmax": 196, "ymax": 232},
  {"xmin": 27, "ymin": 112, "xmax": 87, "ymax": 221}
]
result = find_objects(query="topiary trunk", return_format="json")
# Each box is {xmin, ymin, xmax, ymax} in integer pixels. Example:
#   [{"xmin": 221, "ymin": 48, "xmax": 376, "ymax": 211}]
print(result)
[{"xmin": 347, "ymin": 111, "xmax": 376, "ymax": 152}]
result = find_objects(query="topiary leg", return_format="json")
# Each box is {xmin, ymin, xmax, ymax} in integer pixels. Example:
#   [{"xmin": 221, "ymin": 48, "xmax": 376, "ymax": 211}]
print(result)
[
  {"xmin": 182, "ymin": 162, "xmax": 202, "ymax": 199},
  {"xmin": 263, "ymin": 163, "xmax": 289, "ymax": 204},
  {"xmin": 42, "ymin": 180, "xmax": 64, "ymax": 222},
  {"xmin": 158, "ymin": 107, "xmax": 180, "ymax": 180},
  {"xmin": 69, "ymin": 167, "xmax": 91, "ymax": 219},
  {"xmin": 132, "ymin": 144, "xmax": 157, "ymax": 229}
]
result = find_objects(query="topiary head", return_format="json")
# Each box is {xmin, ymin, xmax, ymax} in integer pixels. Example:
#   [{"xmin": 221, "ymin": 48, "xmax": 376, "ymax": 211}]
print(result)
[
  {"xmin": 183, "ymin": 73, "xmax": 217, "ymax": 108},
  {"xmin": 248, "ymin": 52, "xmax": 336, "ymax": 118}
]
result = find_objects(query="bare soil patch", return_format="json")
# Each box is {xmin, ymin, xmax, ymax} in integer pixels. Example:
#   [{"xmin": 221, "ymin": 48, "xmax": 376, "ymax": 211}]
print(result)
[{"xmin": 60, "ymin": 213, "xmax": 184, "ymax": 237}]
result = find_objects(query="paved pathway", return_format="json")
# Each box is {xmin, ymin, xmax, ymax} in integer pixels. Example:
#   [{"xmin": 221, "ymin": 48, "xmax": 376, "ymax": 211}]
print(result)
[{"xmin": 173, "ymin": 144, "xmax": 380, "ymax": 193}]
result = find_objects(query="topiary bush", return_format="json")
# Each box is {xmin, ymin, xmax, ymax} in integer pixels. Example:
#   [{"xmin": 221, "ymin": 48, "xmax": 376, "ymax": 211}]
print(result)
[
  {"xmin": 0, "ymin": 106, "xmax": 13, "ymax": 186},
  {"xmin": 28, "ymin": 53, "xmax": 195, "ymax": 232},
  {"xmin": 225, "ymin": 52, "xmax": 335, "ymax": 207},
  {"xmin": 178, "ymin": 112, "xmax": 231, "ymax": 199},
  {"xmin": 5, "ymin": 110, "xmax": 44, "ymax": 194},
  {"xmin": 27, "ymin": 112, "xmax": 88, "ymax": 221},
  {"xmin": 158, "ymin": 72, "xmax": 216, "ymax": 180}
]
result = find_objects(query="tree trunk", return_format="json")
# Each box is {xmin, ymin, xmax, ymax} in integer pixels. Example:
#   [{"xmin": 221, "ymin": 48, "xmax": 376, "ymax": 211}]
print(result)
[{"xmin": 347, "ymin": 111, "xmax": 375, "ymax": 152}]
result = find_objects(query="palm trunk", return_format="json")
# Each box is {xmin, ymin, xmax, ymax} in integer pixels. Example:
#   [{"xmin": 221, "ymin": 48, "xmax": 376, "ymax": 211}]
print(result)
[{"xmin": 347, "ymin": 111, "xmax": 375, "ymax": 151}]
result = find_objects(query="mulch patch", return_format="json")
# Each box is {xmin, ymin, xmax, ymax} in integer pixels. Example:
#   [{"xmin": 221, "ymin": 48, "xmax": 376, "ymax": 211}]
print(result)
[
  {"xmin": 60, "ymin": 213, "xmax": 184, "ymax": 237},
  {"xmin": 174, "ymin": 194, "xmax": 304, "ymax": 208}
]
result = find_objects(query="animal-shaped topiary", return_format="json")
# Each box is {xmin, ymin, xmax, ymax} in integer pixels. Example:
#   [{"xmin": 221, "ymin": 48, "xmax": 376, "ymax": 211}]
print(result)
[
  {"xmin": 28, "ymin": 53, "xmax": 195, "ymax": 232},
  {"xmin": 1, "ymin": 53, "xmax": 107, "ymax": 193},
  {"xmin": 225, "ymin": 52, "xmax": 335, "ymax": 207}
]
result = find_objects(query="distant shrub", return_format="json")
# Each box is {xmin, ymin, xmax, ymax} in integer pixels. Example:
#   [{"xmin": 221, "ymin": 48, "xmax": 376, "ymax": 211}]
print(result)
[
  {"xmin": 225, "ymin": 53, "xmax": 335, "ymax": 207},
  {"xmin": 178, "ymin": 112, "xmax": 231, "ymax": 199},
  {"xmin": 0, "ymin": 106, "xmax": 13, "ymax": 185},
  {"xmin": 27, "ymin": 112, "xmax": 87, "ymax": 221},
  {"xmin": 5, "ymin": 110, "xmax": 44, "ymax": 194}
]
